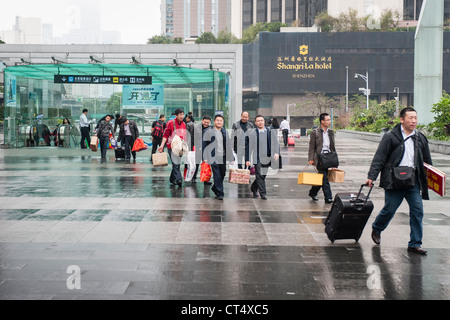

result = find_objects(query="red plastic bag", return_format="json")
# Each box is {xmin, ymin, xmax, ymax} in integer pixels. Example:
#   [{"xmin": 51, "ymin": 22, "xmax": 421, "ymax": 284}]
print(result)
[
  {"xmin": 200, "ymin": 162, "xmax": 212, "ymax": 182},
  {"xmin": 132, "ymin": 138, "xmax": 148, "ymax": 152}
]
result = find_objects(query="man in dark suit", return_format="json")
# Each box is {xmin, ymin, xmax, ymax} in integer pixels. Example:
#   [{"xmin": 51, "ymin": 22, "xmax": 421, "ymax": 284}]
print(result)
[{"xmin": 245, "ymin": 115, "xmax": 279, "ymax": 200}]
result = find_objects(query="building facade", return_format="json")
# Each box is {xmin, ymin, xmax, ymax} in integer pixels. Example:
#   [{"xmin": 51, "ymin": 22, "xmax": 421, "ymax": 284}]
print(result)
[{"xmin": 243, "ymin": 31, "xmax": 450, "ymax": 128}]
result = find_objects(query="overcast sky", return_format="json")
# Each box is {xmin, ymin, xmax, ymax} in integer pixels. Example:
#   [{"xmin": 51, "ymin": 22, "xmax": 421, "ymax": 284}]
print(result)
[{"xmin": 0, "ymin": 0, "xmax": 162, "ymax": 44}]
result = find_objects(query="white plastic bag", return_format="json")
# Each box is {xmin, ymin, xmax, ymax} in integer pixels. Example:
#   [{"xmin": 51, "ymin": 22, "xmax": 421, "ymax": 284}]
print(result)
[{"xmin": 184, "ymin": 151, "xmax": 196, "ymax": 182}]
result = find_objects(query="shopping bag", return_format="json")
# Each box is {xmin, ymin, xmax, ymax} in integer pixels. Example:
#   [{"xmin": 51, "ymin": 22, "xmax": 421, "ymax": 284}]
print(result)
[
  {"xmin": 110, "ymin": 137, "xmax": 117, "ymax": 149},
  {"xmin": 132, "ymin": 138, "xmax": 148, "ymax": 152},
  {"xmin": 90, "ymin": 136, "xmax": 99, "ymax": 152},
  {"xmin": 171, "ymin": 135, "xmax": 189, "ymax": 157},
  {"xmin": 184, "ymin": 151, "xmax": 196, "ymax": 182},
  {"xmin": 228, "ymin": 168, "xmax": 250, "ymax": 185},
  {"xmin": 200, "ymin": 162, "xmax": 212, "ymax": 182},
  {"xmin": 249, "ymin": 166, "xmax": 256, "ymax": 175},
  {"xmin": 298, "ymin": 165, "xmax": 323, "ymax": 186},
  {"xmin": 327, "ymin": 168, "xmax": 345, "ymax": 183},
  {"xmin": 152, "ymin": 152, "xmax": 168, "ymax": 166}
]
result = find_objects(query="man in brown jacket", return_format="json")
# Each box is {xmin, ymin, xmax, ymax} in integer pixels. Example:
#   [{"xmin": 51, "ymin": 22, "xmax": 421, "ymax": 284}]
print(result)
[{"xmin": 308, "ymin": 113, "xmax": 336, "ymax": 203}]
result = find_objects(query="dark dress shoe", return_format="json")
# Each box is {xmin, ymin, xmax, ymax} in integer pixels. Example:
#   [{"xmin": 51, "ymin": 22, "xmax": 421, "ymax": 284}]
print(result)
[
  {"xmin": 371, "ymin": 230, "xmax": 381, "ymax": 245},
  {"xmin": 261, "ymin": 195, "xmax": 267, "ymax": 200},
  {"xmin": 309, "ymin": 194, "xmax": 319, "ymax": 201},
  {"xmin": 217, "ymin": 196, "xmax": 223, "ymax": 200},
  {"xmin": 325, "ymin": 199, "xmax": 333, "ymax": 204},
  {"xmin": 408, "ymin": 247, "xmax": 427, "ymax": 255},
  {"xmin": 252, "ymin": 193, "xmax": 258, "ymax": 198}
]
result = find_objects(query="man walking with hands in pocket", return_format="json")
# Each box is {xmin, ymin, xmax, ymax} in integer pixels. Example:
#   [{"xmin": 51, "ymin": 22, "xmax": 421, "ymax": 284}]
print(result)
[{"xmin": 366, "ymin": 107, "xmax": 432, "ymax": 254}]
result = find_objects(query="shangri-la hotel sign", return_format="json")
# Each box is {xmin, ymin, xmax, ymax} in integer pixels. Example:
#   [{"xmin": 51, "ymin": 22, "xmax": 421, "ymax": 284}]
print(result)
[{"xmin": 276, "ymin": 45, "xmax": 333, "ymax": 78}]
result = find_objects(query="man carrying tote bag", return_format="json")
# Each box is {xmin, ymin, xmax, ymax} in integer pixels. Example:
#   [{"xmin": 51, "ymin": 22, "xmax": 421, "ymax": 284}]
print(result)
[{"xmin": 307, "ymin": 113, "xmax": 336, "ymax": 204}]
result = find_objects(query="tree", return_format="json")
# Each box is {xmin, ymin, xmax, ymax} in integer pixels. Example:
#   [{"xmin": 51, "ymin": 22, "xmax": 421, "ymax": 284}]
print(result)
[
  {"xmin": 147, "ymin": 35, "xmax": 182, "ymax": 44},
  {"xmin": 427, "ymin": 92, "xmax": 450, "ymax": 140},
  {"xmin": 195, "ymin": 32, "xmax": 216, "ymax": 44},
  {"xmin": 105, "ymin": 92, "xmax": 122, "ymax": 116}
]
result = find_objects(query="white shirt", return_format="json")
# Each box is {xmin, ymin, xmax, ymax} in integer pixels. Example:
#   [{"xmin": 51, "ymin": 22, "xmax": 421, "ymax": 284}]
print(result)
[
  {"xmin": 79, "ymin": 113, "xmax": 90, "ymax": 127},
  {"xmin": 280, "ymin": 120, "xmax": 290, "ymax": 131},
  {"xmin": 322, "ymin": 129, "xmax": 330, "ymax": 153},
  {"xmin": 399, "ymin": 126, "xmax": 416, "ymax": 168}
]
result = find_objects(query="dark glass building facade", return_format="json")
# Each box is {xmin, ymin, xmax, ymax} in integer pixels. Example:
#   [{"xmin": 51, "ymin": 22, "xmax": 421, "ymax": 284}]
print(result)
[{"xmin": 243, "ymin": 31, "xmax": 450, "ymax": 126}]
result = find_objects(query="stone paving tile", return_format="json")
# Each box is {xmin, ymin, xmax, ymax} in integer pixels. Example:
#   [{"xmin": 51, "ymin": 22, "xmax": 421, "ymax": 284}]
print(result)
[{"xmin": 0, "ymin": 136, "xmax": 449, "ymax": 300}]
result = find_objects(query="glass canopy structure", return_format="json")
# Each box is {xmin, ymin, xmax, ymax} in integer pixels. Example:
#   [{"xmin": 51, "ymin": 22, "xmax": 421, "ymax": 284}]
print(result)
[{"xmin": 3, "ymin": 63, "xmax": 229, "ymax": 148}]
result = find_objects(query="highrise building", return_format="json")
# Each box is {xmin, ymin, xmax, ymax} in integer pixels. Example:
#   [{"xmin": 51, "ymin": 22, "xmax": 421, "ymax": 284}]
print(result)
[{"xmin": 161, "ymin": 0, "xmax": 233, "ymax": 39}]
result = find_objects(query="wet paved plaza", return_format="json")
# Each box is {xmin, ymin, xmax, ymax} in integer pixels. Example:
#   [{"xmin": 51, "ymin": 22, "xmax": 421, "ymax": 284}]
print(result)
[{"xmin": 0, "ymin": 133, "xmax": 449, "ymax": 300}]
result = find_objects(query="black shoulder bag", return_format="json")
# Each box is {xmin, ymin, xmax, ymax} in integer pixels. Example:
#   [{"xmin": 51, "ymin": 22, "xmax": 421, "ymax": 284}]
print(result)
[
  {"xmin": 391, "ymin": 135, "xmax": 417, "ymax": 189},
  {"xmin": 316, "ymin": 130, "xmax": 339, "ymax": 170}
]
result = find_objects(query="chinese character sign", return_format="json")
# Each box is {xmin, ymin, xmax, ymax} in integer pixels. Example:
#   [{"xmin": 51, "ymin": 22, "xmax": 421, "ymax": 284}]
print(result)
[
  {"xmin": 424, "ymin": 163, "xmax": 446, "ymax": 197},
  {"xmin": 122, "ymin": 85, "xmax": 164, "ymax": 109}
]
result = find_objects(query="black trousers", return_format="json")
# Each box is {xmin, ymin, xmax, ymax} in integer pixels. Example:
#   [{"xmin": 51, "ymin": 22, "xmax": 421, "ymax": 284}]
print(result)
[
  {"xmin": 167, "ymin": 149, "xmax": 182, "ymax": 184},
  {"xmin": 211, "ymin": 163, "xmax": 226, "ymax": 197},
  {"xmin": 251, "ymin": 163, "xmax": 269, "ymax": 197},
  {"xmin": 99, "ymin": 136, "xmax": 109, "ymax": 158},
  {"xmin": 80, "ymin": 127, "xmax": 90, "ymax": 148},
  {"xmin": 309, "ymin": 167, "xmax": 332, "ymax": 200},
  {"xmin": 282, "ymin": 129, "xmax": 289, "ymax": 147},
  {"xmin": 151, "ymin": 137, "xmax": 162, "ymax": 160},
  {"xmin": 124, "ymin": 135, "xmax": 136, "ymax": 160}
]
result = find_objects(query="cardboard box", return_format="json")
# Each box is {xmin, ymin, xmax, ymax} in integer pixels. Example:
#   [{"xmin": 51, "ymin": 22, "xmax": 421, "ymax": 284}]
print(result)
[
  {"xmin": 298, "ymin": 172, "xmax": 323, "ymax": 186},
  {"xmin": 90, "ymin": 136, "xmax": 99, "ymax": 152},
  {"xmin": 328, "ymin": 168, "xmax": 345, "ymax": 183}
]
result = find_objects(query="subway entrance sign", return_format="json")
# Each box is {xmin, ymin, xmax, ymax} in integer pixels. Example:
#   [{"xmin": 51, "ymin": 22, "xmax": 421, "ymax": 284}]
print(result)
[{"xmin": 54, "ymin": 75, "xmax": 152, "ymax": 85}]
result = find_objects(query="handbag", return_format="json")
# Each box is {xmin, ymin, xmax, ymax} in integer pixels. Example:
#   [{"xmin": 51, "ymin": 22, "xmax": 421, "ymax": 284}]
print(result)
[
  {"xmin": 392, "ymin": 166, "xmax": 415, "ymax": 189},
  {"xmin": 317, "ymin": 151, "xmax": 339, "ymax": 170}
]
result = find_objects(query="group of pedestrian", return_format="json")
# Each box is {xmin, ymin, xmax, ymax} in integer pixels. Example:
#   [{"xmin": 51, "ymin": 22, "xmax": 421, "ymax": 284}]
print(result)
[
  {"xmin": 80, "ymin": 110, "xmax": 140, "ymax": 162},
  {"xmin": 80, "ymin": 107, "xmax": 432, "ymax": 254}
]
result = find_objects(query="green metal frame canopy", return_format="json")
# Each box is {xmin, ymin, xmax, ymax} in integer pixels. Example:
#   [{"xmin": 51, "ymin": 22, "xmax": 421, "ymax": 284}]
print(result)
[{"xmin": 4, "ymin": 63, "xmax": 219, "ymax": 85}]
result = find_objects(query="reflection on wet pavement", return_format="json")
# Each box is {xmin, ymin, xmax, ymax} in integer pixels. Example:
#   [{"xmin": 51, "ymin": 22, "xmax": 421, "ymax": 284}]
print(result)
[{"xmin": 0, "ymin": 136, "xmax": 449, "ymax": 300}]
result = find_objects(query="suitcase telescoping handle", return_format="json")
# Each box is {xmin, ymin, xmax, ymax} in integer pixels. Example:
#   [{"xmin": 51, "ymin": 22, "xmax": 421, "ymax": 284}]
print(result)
[{"xmin": 352, "ymin": 183, "xmax": 373, "ymax": 207}]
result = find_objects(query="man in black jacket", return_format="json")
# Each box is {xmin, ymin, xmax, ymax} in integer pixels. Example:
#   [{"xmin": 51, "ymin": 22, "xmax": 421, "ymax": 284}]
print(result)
[
  {"xmin": 232, "ymin": 111, "xmax": 254, "ymax": 168},
  {"xmin": 366, "ymin": 107, "xmax": 432, "ymax": 254},
  {"xmin": 118, "ymin": 117, "xmax": 139, "ymax": 161}
]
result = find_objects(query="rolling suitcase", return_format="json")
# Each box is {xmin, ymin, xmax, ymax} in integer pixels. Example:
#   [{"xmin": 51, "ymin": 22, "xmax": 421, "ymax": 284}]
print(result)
[
  {"xmin": 288, "ymin": 136, "xmax": 295, "ymax": 146},
  {"xmin": 324, "ymin": 184, "xmax": 374, "ymax": 243},
  {"xmin": 114, "ymin": 147, "xmax": 125, "ymax": 160}
]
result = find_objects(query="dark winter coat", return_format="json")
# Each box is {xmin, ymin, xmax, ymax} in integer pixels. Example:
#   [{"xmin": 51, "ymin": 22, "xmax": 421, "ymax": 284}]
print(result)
[{"xmin": 367, "ymin": 124, "xmax": 432, "ymax": 200}]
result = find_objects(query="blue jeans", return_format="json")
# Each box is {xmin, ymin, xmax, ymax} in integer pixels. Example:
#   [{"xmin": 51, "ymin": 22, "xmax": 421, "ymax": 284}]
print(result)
[{"xmin": 372, "ymin": 180, "xmax": 424, "ymax": 248}]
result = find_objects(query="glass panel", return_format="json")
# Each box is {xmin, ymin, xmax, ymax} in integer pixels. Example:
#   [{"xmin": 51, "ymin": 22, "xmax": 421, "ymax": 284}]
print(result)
[{"xmin": 3, "ymin": 64, "xmax": 229, "ymax": 147}]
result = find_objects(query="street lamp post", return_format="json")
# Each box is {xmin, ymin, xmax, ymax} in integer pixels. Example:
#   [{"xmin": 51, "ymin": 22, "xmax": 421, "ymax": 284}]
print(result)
[
  {"xmin": 355, "ymin": 71, "xmax": 369, "ymax": 110},
  {"xmin": 346, "ymin": 66, "xmax": 349, "ymax": 112},
  {"xmin": 393, "ymin": 87, "xmax": 400, "ymax": 117}
]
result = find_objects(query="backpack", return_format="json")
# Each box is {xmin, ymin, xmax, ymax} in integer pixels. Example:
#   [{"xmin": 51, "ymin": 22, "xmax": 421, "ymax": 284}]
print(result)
[{"xmin": 152, "ymin": 121, "xmax": 164, "ymax": 138}]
